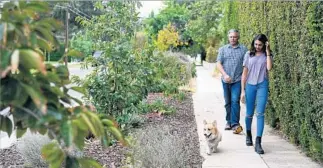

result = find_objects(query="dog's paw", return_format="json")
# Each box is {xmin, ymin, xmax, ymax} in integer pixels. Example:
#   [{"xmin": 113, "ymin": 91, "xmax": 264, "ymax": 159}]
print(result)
[{"xmin": 206, "ymin": 149, "xmax": 211, "ymax": 155}]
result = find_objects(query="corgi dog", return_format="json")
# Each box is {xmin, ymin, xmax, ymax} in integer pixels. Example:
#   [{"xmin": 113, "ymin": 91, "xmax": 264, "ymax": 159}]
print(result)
[{"xmin": 203, "ymin": 120, "xmax": 222, "ymax": 155}]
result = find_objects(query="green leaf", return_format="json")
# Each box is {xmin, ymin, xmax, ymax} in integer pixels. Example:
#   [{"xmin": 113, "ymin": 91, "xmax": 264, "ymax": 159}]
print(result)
[
  {"xmin": 108, "ymin": 127, "xmax": 125, "ymax": 145},
  {"xmin": 66, "ymin": 156, "xmax": 79, "ymax": 168},
  {"xmin": 70, "ymin": 86, "xmax": 86, "ymax": 94},
  {"xmin": 19, "ymin": 49, "xmax": 46, "ymax": 74},
  {"xmin": 30, "ymin": 32, "xmax": 37, "ymax": 47},
  {"xmin": 0, "ymin": 115, "xmax": 13, "ymax": 137},
  {"xmin": 72, "ymin": 121, "xmax": 87, "ymax": 149},
  {"xmin": 0, "ymin": 50, "xmax": 11, "ymax": 70},
  {"xmin": 73, "ymin": 117, "xmax": 88, "ymax": 131},
  {"xmin": 46, "ymin": 72, "xmax": 61, "ymax": 83},
  {"xmin": 38, "ymin": 127, "xmax": 47, "ymax": 135},
  {"xmin": 80, "ymin": 113, "xmax": 98, "ymax": 137},
  {"xmin": 36, "ymin": 18, "xmax": 63, "ymax": 30},
  {"xmin": 85, "ymin": 111, "xmax": 104, "ymax": 134},
  {"xmin": 41, "ymin": 142, "xmax": 65, "ymax": 168},
  {"xmin": 34, "ymin": 26, "xmax": 55, "ymax": 44},
  {"xmin": 100, "ymin": 131, "xmax": 110, "ymax": 147},
  {"xmin": 16, "ymin": 128, "xmax": 27, "ymax": 138},
  {"xmin": 66, "ymin": 49, "xmax": 83, "ymax": 58},
  {"xmin": 78, "ymin": 158, "xmax": 103, "ymax": 168},
  {"xmin": 1, "ymin": 78, "xmax": 29, "ymax": 107},
  {"xmin": 50, "ymin": 86, "xmax": 65, "ymax": 97},
  {"xmin": 25, "ymin": 1, "xmax": 49, "ymax": 13},
  {"xmin": 72, "ymin": 106, "xmax": 85, "ymax": 116},
  {"xmin": 61, "ymin": 120, "xmax": 73, "ymax": 147},
  {"xmin": 37, "ymin": 38, "xmax": 52, "ymax": 51},
  {"xmin": 101, "ymin": 119, "xmax": 117, "ymax": 127},
  {"xmin": 56, "ymin": 65, "xmax": 70, "ymax": 83},
  {"xmin": 20, "ymin": 83, "xmax": 46, "ymax": 112}
]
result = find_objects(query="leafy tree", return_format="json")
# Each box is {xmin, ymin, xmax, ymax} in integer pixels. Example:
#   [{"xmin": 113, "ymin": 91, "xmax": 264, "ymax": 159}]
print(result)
[
  {"xmin": 144, "ymin": 2, "xmax": 190, "ymax": 41},
  {"xmin": 74, "ymin": 1, "xmax": 148, "ymax": 126},
  {"xmin": 156, "ymin": 23, "xmax": 179, "ymax": 51},
  {"xmin": 186, "ymin": 1, "xmax": 222, "ymax": 46},
  {"xmin": 70, "ymin": 31, "xmax": 93, "ymax": 59},
  {"xmin": 0, "ymin": 1, "xmax": 124, "ymax": 167}
]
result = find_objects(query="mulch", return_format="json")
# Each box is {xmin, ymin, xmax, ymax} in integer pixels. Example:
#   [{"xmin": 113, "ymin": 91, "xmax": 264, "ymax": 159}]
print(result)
[{"xmin": 0, "ymin": 92, "xmax": 203, "ymax": 168}]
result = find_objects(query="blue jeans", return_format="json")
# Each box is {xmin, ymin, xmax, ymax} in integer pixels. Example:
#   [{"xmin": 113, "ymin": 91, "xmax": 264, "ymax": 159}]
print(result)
[
  {"xmin": 245, "ymin": 79, "xmax": 269, "ymax": 137},
  {"xmin": 222, "ymin": 80, "xmax": 241, "ymax": 127}
]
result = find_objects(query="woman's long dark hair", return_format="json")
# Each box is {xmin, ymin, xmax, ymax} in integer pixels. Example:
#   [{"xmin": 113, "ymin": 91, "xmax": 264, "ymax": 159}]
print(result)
[{"xmin": 250, "ymin": 34, "xmax": 268, "ymax": 57}]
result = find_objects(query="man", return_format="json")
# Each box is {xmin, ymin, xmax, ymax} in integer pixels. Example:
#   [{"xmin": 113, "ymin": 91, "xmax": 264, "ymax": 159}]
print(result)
[{"xmin": 216, "ymin": 29, "xmax": 248, "ymax": 134}]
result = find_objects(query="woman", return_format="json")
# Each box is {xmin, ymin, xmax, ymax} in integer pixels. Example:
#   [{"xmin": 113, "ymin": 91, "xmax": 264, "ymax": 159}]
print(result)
[{"xmin": 241, "ymin": 34, "xmax": 273, "ymax": 154}]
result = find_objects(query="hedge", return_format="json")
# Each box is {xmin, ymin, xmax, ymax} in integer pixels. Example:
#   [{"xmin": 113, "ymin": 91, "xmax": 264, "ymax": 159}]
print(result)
[{"xmin": 222, "ymin": 1, "xmax": 323, "ymax": 161}]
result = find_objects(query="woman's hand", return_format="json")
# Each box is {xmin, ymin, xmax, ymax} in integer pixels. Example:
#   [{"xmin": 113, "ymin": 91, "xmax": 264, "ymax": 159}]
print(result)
[
  {"xmin": 240, "ymin": 91, "xmax": 246, "ymax": 104},
  {"xmin": 266, "ymin": 41, "xmax": 270, "ymax": 53}
]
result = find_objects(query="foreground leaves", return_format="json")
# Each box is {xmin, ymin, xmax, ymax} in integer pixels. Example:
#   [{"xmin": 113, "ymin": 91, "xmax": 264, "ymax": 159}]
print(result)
[{"xmin": 0, "ymin": 1, "xmax": 126, "ymax": 167}]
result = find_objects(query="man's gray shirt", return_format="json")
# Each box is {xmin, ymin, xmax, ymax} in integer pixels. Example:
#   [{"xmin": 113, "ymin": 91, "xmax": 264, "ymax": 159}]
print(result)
[{"xmin": 217, "ymin": 44, "xmax": 248, "ymax": 83}]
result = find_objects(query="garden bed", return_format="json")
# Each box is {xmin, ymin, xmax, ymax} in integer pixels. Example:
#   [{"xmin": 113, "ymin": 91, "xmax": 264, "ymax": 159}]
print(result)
[{"xmin": 0, "ymin": 92, "xmax": 203, "ymax": 168}]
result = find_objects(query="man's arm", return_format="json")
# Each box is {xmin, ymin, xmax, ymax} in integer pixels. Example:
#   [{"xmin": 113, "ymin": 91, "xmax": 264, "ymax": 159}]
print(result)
[
  {"xmin": 216, "ymin": 47, "xmax": 231, "ymax": 83},
  {"xmin": 216, "ymin": 62, "xmax": 227, "ymax": 77},
  {"xmin": 216, "ymin": 62, "xmax": 231, "ymax": 83}
]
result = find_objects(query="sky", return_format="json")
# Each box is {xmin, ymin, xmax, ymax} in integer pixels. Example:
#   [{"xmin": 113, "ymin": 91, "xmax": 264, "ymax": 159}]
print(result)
[{"xmin": 137, "ymin": 1, "xmax": 164, "ymax": 18}]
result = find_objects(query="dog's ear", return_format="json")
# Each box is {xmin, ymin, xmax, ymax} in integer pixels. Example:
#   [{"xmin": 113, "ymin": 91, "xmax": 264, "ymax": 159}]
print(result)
[
  {"xmin": 203, "ymin": 120, "xmax": 207, "ymax": 125},
  {"xmin": 212, "ymin": 120, "xmax": 217, "ymax": 126}
]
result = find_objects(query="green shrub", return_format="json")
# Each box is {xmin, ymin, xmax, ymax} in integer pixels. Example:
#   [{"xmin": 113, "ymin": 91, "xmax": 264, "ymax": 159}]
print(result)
[{"xmin": 206, "ymin": 46, "xmax": 217, "ymax": 63}]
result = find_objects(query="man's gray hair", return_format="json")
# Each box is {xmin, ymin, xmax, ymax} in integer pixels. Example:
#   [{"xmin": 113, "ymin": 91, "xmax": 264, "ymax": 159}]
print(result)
[{"xmin": 228, "ymin": 29, "xmax": 240, "ymax": 36}]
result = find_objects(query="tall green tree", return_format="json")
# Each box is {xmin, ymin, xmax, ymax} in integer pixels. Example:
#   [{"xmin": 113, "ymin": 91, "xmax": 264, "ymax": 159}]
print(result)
[
  {"xmin": 144, "ymin": 2, "xmax": 190, "ymax": 41},
  {"xmin": 75, "ymin": 1, "xmax": 148, "ymax": 125},
  {"xmin": 0, "ymin": 1, "xmax": 124, "ymax": 167},
  {"xmin": 186, "ymin": 1, "xmax": 222, "ymax": 46}
]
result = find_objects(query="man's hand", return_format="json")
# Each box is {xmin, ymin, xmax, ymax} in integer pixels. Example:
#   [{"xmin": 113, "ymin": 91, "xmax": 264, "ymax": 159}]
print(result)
[{"xmin": 224, "ymin": 74, "xmax": 232, "ymax": 83}]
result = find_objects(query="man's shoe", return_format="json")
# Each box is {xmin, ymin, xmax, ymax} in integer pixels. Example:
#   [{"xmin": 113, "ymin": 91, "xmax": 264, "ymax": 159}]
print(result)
[
  {"xmin": 246, "ymin": 130, "xmax": 253, "ymax": 146},
  {"xmin": 225, "ymin": 123, "xmax": 232, "ymax": 130},
  {"xmin": 255, "ymin": 136, "xmax": 265, "ymax": 154},
  {"xmin": 232, "ymin": 125, "xmax": 243, "ymax": 134}
]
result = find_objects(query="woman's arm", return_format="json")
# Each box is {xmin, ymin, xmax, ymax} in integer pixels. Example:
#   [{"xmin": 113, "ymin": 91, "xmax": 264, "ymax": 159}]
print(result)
[
  {"xmin": 266, "ymin": 42, "xmax": 273, "ymax": 71},
  {"xmin": 240, "ymin": 67, "xmax": 248, "ymax": 103},
  {"xmin": 241, "ymin": 67, "xmax": 248, "ymax": 92},
  {"xmin": 266, "ymin": 54, "xmax": 272, "ymax": 71}
]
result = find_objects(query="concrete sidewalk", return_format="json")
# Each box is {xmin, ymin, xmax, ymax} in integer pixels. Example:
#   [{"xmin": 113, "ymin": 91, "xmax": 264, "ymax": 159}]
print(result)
[{"xmin": 192, "ymin": 66, "xmax": 322, "ymax": 168}]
